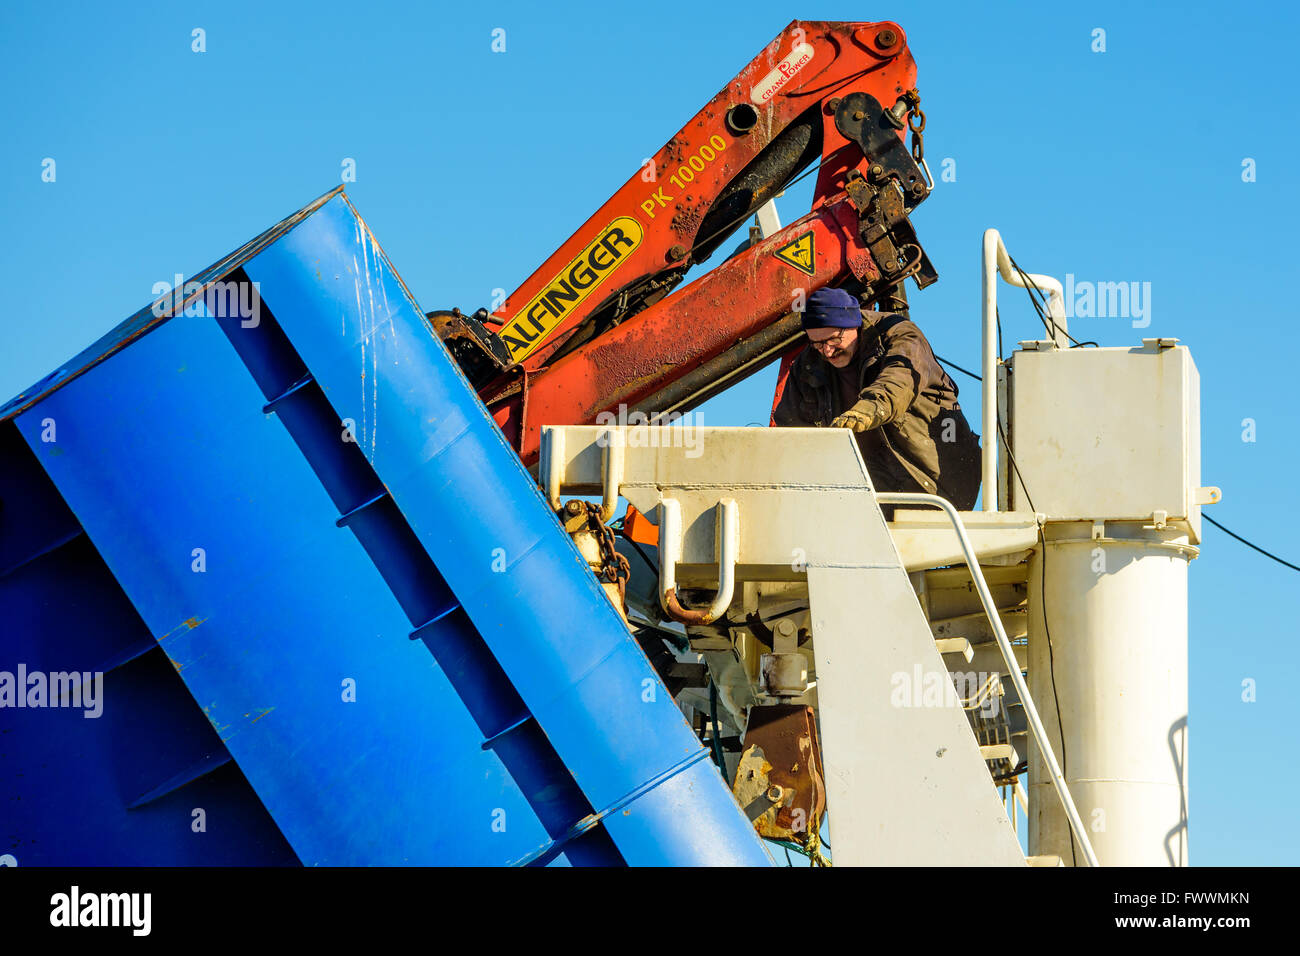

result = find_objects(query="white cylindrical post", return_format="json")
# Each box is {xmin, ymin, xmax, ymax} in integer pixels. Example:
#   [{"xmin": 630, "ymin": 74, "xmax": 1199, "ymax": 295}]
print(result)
[{"xmin": 1027, "ymin": 528, "xmax": 1193, "ymax": 866}]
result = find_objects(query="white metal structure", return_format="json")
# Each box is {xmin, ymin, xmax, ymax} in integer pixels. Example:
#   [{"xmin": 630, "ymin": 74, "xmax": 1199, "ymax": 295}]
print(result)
[
  {"xmin": 545, "ymin": 425, "xmax": 1067, "ymax": 865},
  {"xmin": 877, "ymin": 492, "xmax": 1099, "ymax": 868},
  {"xmin": 988, "ymin": 235, "xmax": 1214, "ymax": 865},
  {"xmin": 1005, "ymin": 338, "xmax": 1212, "ymax": 865},
  {"xmin": 538, "ymin": 230, "xmax": 1211, "ymax": 867}
]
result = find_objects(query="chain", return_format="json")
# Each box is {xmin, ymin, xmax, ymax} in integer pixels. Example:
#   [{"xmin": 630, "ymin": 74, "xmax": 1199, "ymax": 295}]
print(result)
[
  {"xmin": 900, "ymin": 88, "xmax": 933, "ymax": 189},
  {"xmin": 902, "ymin": 88, "xmax": 926, "ymax": 163},
  {"xmin": 570, "ymin": 501, "xmax": 631, "ymax": 607}
]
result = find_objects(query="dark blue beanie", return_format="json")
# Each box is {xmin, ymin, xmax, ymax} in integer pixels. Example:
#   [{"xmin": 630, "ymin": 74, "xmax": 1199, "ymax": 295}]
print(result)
[{"xmin": 802, "ymin": 287, "xmax": 861, "ymax": 329}]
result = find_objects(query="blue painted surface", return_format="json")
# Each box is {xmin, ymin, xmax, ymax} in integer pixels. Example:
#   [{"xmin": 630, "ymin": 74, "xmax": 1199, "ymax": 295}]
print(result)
[
  {"xmin": 1, "ymin": 188, "xmax": 773, "ymax": 866},
  {"xmin": 0, "ymin": 421, "xmax": 299, "ymax": 865}
]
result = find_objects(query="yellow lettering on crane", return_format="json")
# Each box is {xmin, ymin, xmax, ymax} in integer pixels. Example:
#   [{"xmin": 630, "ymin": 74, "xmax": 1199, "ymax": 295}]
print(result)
[{"xmin": 499, "ymin": 217, "xmax": 643, "ymax": 361}]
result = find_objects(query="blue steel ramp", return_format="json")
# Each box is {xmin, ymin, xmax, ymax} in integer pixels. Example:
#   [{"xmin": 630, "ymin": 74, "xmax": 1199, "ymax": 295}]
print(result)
[{"xmin": 0, "ymin": 187, "xmax": 773, "ymax": 867}]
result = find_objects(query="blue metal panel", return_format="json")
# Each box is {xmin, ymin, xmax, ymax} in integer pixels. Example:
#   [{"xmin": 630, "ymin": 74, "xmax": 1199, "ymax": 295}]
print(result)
[
  {"xmin": 0, "ymin": 423, "xmax": 297, "ymax": 865},
  {"xmin": 12, "ymin": 316, "xmax": 554, "ymax": 865},
  {"xmin": 3, "ymin": 187, "xmax": 773, "ymax": 866},
  {"xmin": 0, "ymin": 189, "xmax": 343, "ymax": 426},
  {"xmin": 240, "ymin": 194, "xmax": 772, "ymax": 866}
]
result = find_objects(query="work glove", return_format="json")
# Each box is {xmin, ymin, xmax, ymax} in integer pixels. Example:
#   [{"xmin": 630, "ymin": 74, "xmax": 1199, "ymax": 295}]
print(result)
[{"xmin": 831, "ymin": 406, "xmax": 874, "ymax": 432}]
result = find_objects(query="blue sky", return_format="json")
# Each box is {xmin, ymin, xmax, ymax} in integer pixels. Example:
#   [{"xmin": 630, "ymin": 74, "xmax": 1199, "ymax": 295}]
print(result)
[{"xmin": 3, "ymin": 0, "xmax": 1296, "ymax": 864}]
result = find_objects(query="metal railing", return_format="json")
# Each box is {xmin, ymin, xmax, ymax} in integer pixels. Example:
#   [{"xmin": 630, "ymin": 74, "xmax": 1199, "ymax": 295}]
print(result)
[
  {"xmin": 877, "ymin": 491, "xmax": 1101, "ymax": 867},
  {"xmin": 981, "ymin": 229, "xmax": 1069, "ymax": 511}
]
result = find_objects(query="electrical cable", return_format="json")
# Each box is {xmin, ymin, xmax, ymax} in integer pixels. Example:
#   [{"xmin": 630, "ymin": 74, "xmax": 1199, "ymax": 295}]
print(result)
[
  {"xmin": 708, "ymin": 680, "xmax": 727, "ymax": 775},
  {"xmin": 1007, "ymin": 254, "xmax": 1097, "ymax": 349},
  {"xmin": 932, "ymin": 354, "xmax": 980, "ymax": 381},
  {"xmin": 1203, "ymin": 514, "xmax": 1300, "ymax": 573},
  {"xmin": 946, "ymin": 263, "xmax": 1298, "ymax": 858},
  {"xmin": 623, "ymin": 534, "xmax": 659, "ymax": 577}
]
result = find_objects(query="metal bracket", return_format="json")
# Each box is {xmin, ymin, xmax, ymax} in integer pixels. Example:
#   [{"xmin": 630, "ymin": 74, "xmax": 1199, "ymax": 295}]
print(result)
[
  {"xmin": 1193, "ymin": 486, "xmax": 1222, "ymax": 506},
  {"xmin": 426, "ymin": 308, "xmax": 512, "ymax": 389},
  {"xmin": 1143, "ymin": 510, "xmax": 1169, "ymax": 531},
  {"xmin": 835, "ymin": 92, "xmax": 938, "ymax": 293},
  {"xmin": 1141, "ymin": 337, "xmax": 1180, "ymax": 351}
]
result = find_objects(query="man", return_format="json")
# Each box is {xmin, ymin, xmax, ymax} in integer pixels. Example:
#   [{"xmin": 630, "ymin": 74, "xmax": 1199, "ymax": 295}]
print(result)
[{"xmin": 772, "ymin": 287, "xmax": 982, "ymax": 510}]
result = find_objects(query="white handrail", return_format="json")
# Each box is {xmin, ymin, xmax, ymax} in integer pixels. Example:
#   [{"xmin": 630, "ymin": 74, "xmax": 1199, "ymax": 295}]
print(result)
[
  {"xmin": 876, "ymin": 491, "xmax": 1100, "ymax": 867},
  {"xmin": 981, "ymin": 229, "xmax": 1069, "ymax": 512}
]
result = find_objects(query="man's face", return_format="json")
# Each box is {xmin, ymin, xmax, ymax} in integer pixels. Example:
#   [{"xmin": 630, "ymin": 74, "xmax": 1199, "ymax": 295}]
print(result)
[{"xmin": 807, "ymin": 326, "xmax": 859, "ymax": 368}]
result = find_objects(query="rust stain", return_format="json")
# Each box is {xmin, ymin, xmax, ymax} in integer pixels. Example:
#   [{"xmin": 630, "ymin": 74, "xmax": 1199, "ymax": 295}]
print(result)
[
  {"xmin": 250, "ymin": 707, "xmax": 275, "ymax": 724},
  {"xmin": 670, "ymin": 203, "xmax": 703, "ymax": 239},
  {"xmin": 159, "ymin": 615, "xmax": 207, "ymax": 644}
]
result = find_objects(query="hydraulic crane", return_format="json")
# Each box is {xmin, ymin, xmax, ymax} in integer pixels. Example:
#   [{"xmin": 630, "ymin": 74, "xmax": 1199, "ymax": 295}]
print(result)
[
  {"xmin": 424, "ymin": 19, "xmax": 944, "ymax": 858},
  {"xmin": 1, "ymin": 17, "xmax": 1201, "ymax": 869},
  {"xmin": 428, "ymin": 19, "xmax": 937, "ymax": 464}
]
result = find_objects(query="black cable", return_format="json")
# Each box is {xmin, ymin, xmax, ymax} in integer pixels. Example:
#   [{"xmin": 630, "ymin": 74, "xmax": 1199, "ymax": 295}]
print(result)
[
  {"xmin": 958, "ymin": 341, "xmax": 1072, "ymax": 865},
  {"xmin": 1204, "ymin": 514, "xmax": 1300, "ymax": 573},
  {"xmin": 1036, "ymin": 521, "xmax": 1077, "ymax": 867},
  {"xmin": 994, "ymin": 420, "xmax": 1031, "ymax": 512},
  {"xmin": 928, "ymin": 354, "xmax": 1076, "ymax": 861},
  {"xmin": 1007, "ymin": 255, "xmax": 1097, "ymax": 349},
  {"xmin": 624, "ymin": 535, "xmax": 659, "ymax": 576},
  {"xmin": 946, "ymin": 285, "xmax": 1300, "ymax": 861},
  {"xmin": 708, "ymin": 680, "xmax": 727, "ymax": 776},
  {"xmin": 991, "ymin": 413, "xmax": 1074, "ymax": 864},
  {"xmin": 933, "ymin": 354, "xmax": 980, "ymax": 381},
  {"xmin": 984, "ymin": 280, "xmax": 1300, "ymax": 578}
]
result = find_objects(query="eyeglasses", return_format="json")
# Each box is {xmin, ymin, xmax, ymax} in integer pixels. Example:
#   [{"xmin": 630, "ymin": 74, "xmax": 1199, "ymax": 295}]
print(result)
[{"xmin": 808, "ymin": 329, "xmax": 852, "ymax": 351}]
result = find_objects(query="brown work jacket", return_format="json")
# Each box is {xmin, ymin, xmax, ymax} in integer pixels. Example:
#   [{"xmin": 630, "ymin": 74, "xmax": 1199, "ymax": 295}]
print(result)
[{"xmin": 772, "ymin": 312, "xmax": 982, "ymax": 509}]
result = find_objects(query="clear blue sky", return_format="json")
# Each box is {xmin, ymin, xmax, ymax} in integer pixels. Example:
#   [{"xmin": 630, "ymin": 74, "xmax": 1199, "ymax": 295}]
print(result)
[{"xmin": 3, "ymin": 0, "xmax": 1295, "ymax": 864}]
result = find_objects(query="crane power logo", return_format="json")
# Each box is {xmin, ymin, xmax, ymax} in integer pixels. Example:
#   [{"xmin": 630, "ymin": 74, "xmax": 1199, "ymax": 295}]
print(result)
[
  {"xmin": 499, "ymin": 217, "xmax": 643, "ymax": 361},
  {"xmin": 775, "ymin": 232, "xmax": 815, "ymax": 276},
  {"xmin": 750, "ymin": 41, "xmax": 816, "ymax": 105}
]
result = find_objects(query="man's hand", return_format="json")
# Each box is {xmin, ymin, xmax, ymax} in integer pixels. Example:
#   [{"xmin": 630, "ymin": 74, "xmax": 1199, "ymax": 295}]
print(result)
[{"xmin": 831, "ymin": 407, "xmax": 874, "ymax": 432}]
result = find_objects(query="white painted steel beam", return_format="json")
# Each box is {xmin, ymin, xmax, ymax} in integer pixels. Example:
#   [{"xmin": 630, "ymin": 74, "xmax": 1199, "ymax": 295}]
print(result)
[{"xmin": 543, "ymin": 425, "xmax": 1026, "ymax": 866}]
